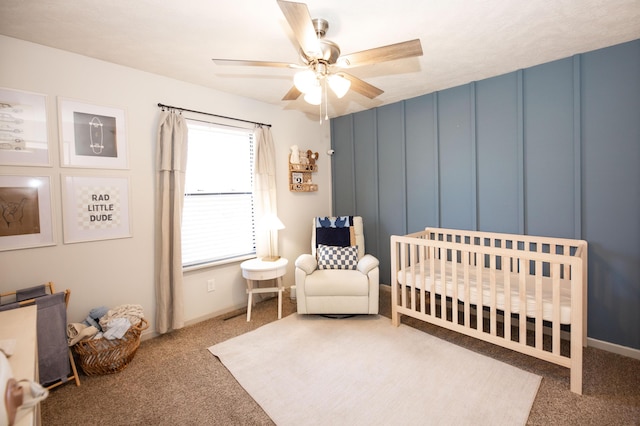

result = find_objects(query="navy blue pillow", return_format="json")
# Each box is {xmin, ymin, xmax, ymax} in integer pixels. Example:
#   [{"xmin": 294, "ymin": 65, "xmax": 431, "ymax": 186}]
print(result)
[{"xmin": 315, "ymin": 216, "xmax": 353, "ymax": 248}]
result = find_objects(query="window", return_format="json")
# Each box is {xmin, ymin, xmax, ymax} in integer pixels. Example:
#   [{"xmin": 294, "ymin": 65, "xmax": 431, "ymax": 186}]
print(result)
[{"xmin": 181, "ymin": 120, "xmax": 255, "ymax": 267}]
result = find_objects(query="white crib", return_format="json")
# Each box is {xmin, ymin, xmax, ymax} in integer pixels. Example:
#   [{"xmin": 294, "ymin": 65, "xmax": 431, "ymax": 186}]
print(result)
[{"xmin": 390, "ymin": 227, "xmax": 587, "ymax": 394}]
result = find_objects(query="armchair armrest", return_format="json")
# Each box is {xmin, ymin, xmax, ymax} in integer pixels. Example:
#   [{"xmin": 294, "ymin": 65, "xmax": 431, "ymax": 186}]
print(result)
[
  {"xmin": 357, "ymin": 254, "xmax": 379, "ymax": 275},
  {"xmin": 295, "ymin": 254, "xmax": 318, "ymax": 275}
]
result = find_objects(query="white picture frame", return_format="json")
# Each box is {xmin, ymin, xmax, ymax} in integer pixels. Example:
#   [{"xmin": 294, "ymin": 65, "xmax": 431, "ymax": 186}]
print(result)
[
  {"xmin": 0, "ymin": 175, "xmax": 55, "ymax": 251},
  {"xmin": 61, "ymin": 174, "xmax": 132, "ymax": 243},
  {"xmin": 58, "ymin": 98, "xmax": 128, "ymax": 169},
  {"xmin": 0, "ymin": 88, "xmax": 51, "ymax": 167}
]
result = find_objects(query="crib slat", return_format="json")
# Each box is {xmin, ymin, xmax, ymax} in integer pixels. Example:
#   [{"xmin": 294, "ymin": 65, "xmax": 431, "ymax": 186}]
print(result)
[
  {"xmin": 535, "ymin": 260, "xmax": 543, "ymax": 351},
  {"xmin": 464, "ymin": 251, "xmax": 471, "ymax": 328},
  {"xmin": 440, "ymin": 250, "xmax": 446, "ymax": 320},
  {"xmin": 409, "ymin": 243, "xmax": 417, "ymax": 312},
  {"xmin": 391, "ymin": 238, "xmax": 399, "ymax": 326},
  {"xmin": 430, "ymin": 246, "xmax": 436, "ymax": 318},
  {"xmin": 492, "ymin": 253, "xmax": 497, "ymax": 336},
  {"xmin": 452, "ymin": 248, "xmax": 458, "ymax": 324},
  {"xmin": 477, "ymin": 254, "xmax": 483, "ymax": 333},
  {"xmin": 419, "ymin": 245, "xmax": 426, "ymax": 315},
  {"xmin": 401, "ymin": 242, "xmax": 408, "ymax": 310},
  {"xmin": 552, "ymin": 262, "xmax": 561, "ymax": 355},
  {"xmin": 503, "ymin": 254, "xmax": 512, "ymax": 343},
  {"xmin": 518, "ymin": 258, "xmax": 527, "ymax": 346}
]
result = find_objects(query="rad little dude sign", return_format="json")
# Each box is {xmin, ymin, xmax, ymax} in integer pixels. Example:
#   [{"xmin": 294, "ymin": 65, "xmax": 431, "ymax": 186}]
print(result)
[
  {"xmin": 62, "ymin": 175, "xmax": 132, "ymax": 243},
  {"xmin": 86, "ymin": 193, "xmax": 115, "ymax": 222}
]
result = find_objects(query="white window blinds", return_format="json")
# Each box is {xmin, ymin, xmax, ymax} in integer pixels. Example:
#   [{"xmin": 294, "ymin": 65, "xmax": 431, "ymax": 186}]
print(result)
[{"xmin": 181, "ymin": 120, "xmax": 255, "ymax": 267}]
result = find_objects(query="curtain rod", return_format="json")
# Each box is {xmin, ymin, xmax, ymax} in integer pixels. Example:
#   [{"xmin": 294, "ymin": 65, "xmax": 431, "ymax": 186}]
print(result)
[{"xmin": 157, "ymin": 103, "xmax": 271, "ymax": 128}]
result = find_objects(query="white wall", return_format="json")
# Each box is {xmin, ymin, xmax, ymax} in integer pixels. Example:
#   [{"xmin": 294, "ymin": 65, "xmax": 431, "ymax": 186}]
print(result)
[{"xmin": 0, "ymin": 35, "xmax": 332, "ymax": 334}]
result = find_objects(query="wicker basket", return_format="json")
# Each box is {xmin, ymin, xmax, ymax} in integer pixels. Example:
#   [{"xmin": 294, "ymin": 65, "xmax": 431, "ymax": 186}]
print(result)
[{"xmin": 74, "ymin": 318, "xmax": 148, "ymax": 376}]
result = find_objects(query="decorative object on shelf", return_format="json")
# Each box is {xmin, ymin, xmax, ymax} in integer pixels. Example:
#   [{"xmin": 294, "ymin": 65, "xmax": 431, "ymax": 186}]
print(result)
[
  {"xmin": 289, "ymin": 148, "xmax": 318, "ymax": 192},
  {"xmin": 58, "ymin": 98, "xmax": 128, "ymax": 169},
  {"xmin": 262, "ymin": 213, "xmax": 285, "ymax": 261},
  {"xmin": 0, "ymin": 87, "xmax": 51, "ymax": 167},
  {"xmin": 289, "ymin": 145, "xmax": 300, "ymax": 164}
]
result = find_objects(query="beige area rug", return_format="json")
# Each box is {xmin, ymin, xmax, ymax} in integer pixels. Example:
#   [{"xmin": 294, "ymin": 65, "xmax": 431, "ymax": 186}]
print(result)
[{"xmin": 208, "ymin": 314, "xmax": 541, "ymax": 426}]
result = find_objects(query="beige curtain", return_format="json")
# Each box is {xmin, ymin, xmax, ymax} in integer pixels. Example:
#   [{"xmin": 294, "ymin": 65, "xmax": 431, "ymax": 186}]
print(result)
[
  {"xmin": 155, "ymin": 110, "xmax": 188, "ymax": 334},
  {"xmin": 253, "ymin": 126, "xmax": 279, "ymax": 258}
]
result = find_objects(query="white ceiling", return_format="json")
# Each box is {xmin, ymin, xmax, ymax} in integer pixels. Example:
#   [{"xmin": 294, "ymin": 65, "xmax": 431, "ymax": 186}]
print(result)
[{"xmin": 1, "ymin": 0, "xmax": 639, "ymax": 119}]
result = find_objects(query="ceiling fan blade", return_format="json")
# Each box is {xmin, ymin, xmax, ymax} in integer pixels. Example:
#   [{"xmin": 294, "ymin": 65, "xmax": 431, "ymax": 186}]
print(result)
[
  {"xmin": 341, "ymin": 73, "xmax": 384, "ymax": 99},
  {"xmin": 212, "ymin": 59, "xmax": 295, "ymax": 68},
  {"xmin": 338, "ymin": 39, "xmax": 423, "ymax": 68},
  {"xmin": 282, "ymin": 86, "xmax": 302, "ymax": 101},
  {"xmin": 277, "ymin": 0, "xmax": 321, "ymax": 58}
]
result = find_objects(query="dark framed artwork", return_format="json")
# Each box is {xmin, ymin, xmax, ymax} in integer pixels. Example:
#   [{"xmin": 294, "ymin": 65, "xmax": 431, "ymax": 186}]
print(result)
[{"xmin": 58, "ymin": 98, "xmax": 128, "ymax": 169}]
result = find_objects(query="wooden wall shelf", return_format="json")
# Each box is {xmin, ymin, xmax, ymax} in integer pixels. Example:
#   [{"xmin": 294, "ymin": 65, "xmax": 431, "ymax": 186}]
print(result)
[
  {"xmin": 289, "ymin": 183, "xmax": 318, "ymax": 192},
  {"xmin": 290, "ymin": 163, "xmax": 318, "ymax": 173},
  {"xmin": 289, "ymin": 150, "xmax": 318, "ymax": 192}
]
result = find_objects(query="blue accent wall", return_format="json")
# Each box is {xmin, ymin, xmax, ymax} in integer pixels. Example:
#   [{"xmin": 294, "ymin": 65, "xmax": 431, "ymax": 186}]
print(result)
[{"xmin": 330, "ymin": 39, "xmax": 640, "ymax": 350}]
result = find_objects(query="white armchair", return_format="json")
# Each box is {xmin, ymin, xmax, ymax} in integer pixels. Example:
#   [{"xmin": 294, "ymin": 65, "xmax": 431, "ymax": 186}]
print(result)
[{"xmin": 295, "ymin": 216, "xmax": 379, "ymax": 315}]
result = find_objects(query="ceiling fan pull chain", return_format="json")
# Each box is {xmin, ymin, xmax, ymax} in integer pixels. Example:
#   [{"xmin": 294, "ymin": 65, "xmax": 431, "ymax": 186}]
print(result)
[{"xmin": 325, "ymin": 79, "xmax": 329, "ymax": 121}]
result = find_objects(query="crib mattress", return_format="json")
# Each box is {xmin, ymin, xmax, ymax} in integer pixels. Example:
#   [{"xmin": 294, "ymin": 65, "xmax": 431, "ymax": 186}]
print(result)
[{"xmin": 396, "ymin": 260, "xmax": 573, "ymax": 324}]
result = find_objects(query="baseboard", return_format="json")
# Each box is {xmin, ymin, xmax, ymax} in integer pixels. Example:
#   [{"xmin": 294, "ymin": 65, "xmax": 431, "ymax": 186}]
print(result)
[
  {"xmin": 140, "ymin": 303, "xmax": 247, "ymax": 341},
  {"xmin": 383, "ymin": 284, "xmax": 640, "ymax": 360},
  {"xmin": 587, "ymin": 337, "xmax": 640, "ymax": 360}
]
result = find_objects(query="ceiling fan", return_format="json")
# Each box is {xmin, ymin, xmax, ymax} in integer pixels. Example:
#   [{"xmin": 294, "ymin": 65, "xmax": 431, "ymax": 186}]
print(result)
[{"xmin": 212, "ymin": 0, "xmax": 423, "ymax": 113}]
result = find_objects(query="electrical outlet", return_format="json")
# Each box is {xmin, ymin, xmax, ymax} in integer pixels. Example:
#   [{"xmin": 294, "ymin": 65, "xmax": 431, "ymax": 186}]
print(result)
[{"xmin": 207, "ymin": 279, "xmax": 215, "ymax": 292}]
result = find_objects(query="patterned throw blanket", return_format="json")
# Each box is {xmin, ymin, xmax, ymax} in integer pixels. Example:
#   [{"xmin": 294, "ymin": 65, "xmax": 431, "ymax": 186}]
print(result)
[{"xmin": 315, "ymin": 216, "xmax": 356, "ymax": 248}]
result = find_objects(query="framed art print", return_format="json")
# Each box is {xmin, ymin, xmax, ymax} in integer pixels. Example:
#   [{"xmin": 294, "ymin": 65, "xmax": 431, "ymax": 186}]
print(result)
[
  {"xmin": 61, "ymin": 174, "xmax": 132, "ymax": 243},
  {"xmin": 0, "ymin": 88, "xmax": 50, "ymax": 167},
  {"xmin": 58, "ymin": 98, "xmax": 128, "ymax": 169},
  {"xmin": 0, "ymin": 175, "xmax": 55, "ymax": 251}
]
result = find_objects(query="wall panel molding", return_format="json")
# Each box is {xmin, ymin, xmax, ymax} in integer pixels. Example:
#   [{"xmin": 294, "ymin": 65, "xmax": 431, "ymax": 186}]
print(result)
[
  {"xmin": 470, "ymin": 82, "xmax": 478, "ymax": 230},
  {"xmin": 434, "ymin": 92, "xmax": 441, "ymax": 227},
  {"xmin": 331, "ymin": 39, "xmax": 640, "ymax": 349},
  {"xmin": 517, "ymin": 70, "xmax": 525, "ymax": 234},
  {"xmin": 573, "ymin": 55, "xmax": 583, "ymax": 240}
]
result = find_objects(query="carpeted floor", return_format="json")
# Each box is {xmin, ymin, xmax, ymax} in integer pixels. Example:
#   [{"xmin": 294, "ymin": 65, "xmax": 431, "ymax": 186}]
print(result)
[{"xmin": 41, "ymin": 287, "xmax": 640, "ymax": 425}]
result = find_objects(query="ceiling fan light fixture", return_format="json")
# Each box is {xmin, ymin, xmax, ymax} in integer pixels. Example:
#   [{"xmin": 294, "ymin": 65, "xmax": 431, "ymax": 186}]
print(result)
[
  {"xmin": 328, "ymin": 74, "xmax": 351, "ymax": 98},
  {"xmin": 303, "ymin": 85, "xmax": 322, "ymax": 105},
  {"xmin": 294, "ymin": 69, "xmax": 318, "ymax": 94}
]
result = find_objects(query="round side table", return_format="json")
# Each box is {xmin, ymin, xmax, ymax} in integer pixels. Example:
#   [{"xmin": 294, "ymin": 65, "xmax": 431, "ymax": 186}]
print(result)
[{"xmin": 240, "ymin": 257, "xmax": 288, "ymax": 321}]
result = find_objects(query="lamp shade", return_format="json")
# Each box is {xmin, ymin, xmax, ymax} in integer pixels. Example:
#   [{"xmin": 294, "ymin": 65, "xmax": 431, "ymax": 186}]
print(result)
[
  {"xmin": 303, "ymin": 85, "xmax": 322, "ymax": 105},
  {"xmin": 262, "ymin": 213, "xmax": 285, "ymax": 231},
  {"xmin": 328, "ymin": 74, "xmax": 351, "ymax": 98},
  {"xmin": 294, "ymin": 70, "xmax": 318, "ymax": 94},
  {"xmin": 262, "ymin": 213, "xmax": 285, "ymax": 262}
]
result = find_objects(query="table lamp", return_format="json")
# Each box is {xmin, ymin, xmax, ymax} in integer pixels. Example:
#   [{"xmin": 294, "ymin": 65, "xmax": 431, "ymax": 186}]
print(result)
[{"xmin": 262, "ymin": 213, "xmax": 285, "ymax": 261}]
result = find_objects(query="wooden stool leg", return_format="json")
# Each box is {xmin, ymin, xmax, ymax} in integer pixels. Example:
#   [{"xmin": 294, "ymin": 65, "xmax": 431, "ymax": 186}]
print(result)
[
  {"xmin": 246, "ymin": 279, "xmax": 253, "ymax": 322},
  {"xmin": 277, "ymin": 277, "xmax": 283, "ymax": 319}
]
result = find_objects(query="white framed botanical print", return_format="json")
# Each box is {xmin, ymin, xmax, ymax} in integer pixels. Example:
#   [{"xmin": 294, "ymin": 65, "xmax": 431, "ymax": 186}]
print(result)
[
  {"xmin": 61, "ymin": 174, "xmax": 132, "ymax": 243},
  {"xmin": 0, "ymin": 175, "xmax": 55, "ymax": 251},
  {"xmin": 0, "ymin": 88, "xmax": 51, "ymax": 167},
  {"xmin": 58, "ymin": 98, "xmax": 128, "ymax": 169}
]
